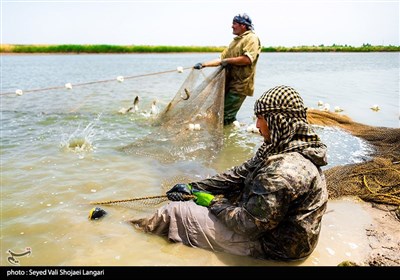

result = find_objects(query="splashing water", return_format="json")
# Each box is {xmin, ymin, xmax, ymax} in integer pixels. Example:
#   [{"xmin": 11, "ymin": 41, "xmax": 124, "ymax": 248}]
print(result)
[{"xmin": 60, "ymin": 115, "xmax": 100, "ymax": 158}]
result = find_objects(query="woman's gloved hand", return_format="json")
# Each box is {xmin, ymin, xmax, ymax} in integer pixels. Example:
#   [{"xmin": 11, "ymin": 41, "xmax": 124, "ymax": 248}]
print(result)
[
  {"xmin": 166, "ymin": 183, "xmax": 216, "ymax": 207},
  {"xmin": 192, "ymin": 191, "xmax": 215, "ymax": 207},
  {"xmin": 166, "ymin": 183, "xmax": 193, "ymax": 201}
]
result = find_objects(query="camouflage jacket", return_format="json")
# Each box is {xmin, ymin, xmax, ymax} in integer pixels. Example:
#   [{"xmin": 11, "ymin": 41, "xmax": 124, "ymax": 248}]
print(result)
[{"xmin": 191, "ymin": 147, "xmax": 328, "ymax": 260}]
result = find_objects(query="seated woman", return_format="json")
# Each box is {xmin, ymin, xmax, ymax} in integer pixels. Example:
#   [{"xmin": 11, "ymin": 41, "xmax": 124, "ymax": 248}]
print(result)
[{"xmin": 131, "ymin": 85, "xmax": 328, "ymax": 261}]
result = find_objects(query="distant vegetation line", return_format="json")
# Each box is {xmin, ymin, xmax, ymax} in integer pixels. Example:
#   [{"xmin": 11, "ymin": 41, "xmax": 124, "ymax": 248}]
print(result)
[{"xmin": 1, "ymin": 44, "xmax": 399, "ymax": 53}]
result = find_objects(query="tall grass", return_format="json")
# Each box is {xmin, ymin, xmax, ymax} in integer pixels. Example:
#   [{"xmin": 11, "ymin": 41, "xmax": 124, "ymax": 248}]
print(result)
[
  {"xmin": 1, "ymin": 44, "xmax": 399, "ymax": 53},
  {"xmin": 264, "ymin": 44, "xmax": 400, "ymax": 52},
  {"xmin": 0, "ymin": 44, "xmax": 225, "ymax": 53}
]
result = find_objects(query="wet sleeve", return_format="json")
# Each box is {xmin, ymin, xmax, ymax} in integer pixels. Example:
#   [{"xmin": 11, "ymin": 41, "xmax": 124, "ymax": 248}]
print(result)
[
  {"xmin": 209, "ymin": 173, "xmax": 291, "ymax": 240},
  {"xmin": 191, "ymin": 155, "xmax": 261, "ymax": 195}
]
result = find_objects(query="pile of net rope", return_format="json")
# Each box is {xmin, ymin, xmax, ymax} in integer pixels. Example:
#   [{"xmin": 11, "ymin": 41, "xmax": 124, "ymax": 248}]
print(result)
[{"xmin": 308, "ymin": 110, "xmax": 400, "ymax": 208}]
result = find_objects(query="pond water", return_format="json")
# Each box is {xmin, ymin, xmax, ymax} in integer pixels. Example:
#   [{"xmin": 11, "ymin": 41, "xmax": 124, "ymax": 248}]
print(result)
[{"xmin": 1, "ymin": 52, "xmax": 398, "ymax": 266}]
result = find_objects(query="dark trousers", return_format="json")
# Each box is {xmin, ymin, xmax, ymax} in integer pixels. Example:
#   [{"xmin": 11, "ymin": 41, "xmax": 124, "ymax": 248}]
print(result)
[{"xmin": 224, "ymin": 91, "xmax": 247, "ymax": 125}]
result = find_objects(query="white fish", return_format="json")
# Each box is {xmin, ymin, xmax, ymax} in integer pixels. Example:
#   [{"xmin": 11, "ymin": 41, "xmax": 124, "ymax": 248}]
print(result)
[
  {"xmin": 118, "ymin": 107, "xmax": 129, "ymax": 114},
  {"xmin": 151, "ymin": 99, "xmax": 159, "ymax": 115}
]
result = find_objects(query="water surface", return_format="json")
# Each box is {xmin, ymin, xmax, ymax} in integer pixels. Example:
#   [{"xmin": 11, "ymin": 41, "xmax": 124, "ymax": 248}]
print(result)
[{"xmin": 1, "ymin": 53, "xmax": 398, "ymax": 266}]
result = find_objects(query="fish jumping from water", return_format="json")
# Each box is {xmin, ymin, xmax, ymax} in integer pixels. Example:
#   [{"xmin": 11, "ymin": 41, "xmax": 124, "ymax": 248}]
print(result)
[
  {"xmin": 127, "ymin": 96, "xmax": 140, "ymax": 113},
  {"xmin": 140, "ymin": 99, "xmax": 160, "ymax": 118},
  {"xmin": 151, "ymin": 99, "xmax": 160, "ymax": 115},
  {"xmin": 119, "ymin": 95, "xmax": 140, "ymax": 114}
]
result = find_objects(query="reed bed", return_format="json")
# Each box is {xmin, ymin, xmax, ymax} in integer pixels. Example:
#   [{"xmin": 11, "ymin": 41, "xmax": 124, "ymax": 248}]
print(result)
[{"xmin": 1, "ymin": 44, "xmax": 399, "ymax": 53}]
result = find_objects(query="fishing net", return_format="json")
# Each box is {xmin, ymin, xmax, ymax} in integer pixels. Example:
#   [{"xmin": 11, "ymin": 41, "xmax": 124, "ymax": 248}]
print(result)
[
  {"xmin": 90, "ymin": 175, "xmax": 197, "ymax": 210},
  {"xmin": 307, "ymin": 109, "xmax": 400, "ymax": 209},
  {"xmin": 120, "ymin": 67, "xmax": 225, "ymax": 163},
  {"xmin": 104, "ymin": 77, "xmax": 400, "ymax": 214}
]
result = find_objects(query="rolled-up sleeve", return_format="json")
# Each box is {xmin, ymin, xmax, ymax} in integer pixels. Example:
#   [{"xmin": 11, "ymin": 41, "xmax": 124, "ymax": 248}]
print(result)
[{"xmin": 243, "ymin": 35, "xmax": 261, "ymax": 63}]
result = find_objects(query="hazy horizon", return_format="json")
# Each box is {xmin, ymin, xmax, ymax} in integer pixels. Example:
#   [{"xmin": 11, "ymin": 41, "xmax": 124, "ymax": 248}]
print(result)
[{"xmin": 2, "ymin": 0, "xmax": 399, "ymax": 47}]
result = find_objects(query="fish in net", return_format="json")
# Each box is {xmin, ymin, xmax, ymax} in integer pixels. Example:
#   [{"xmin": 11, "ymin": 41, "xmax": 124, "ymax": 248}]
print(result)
[{"xmin": 120, "ymin": 67, "xmax": 225, "ymax": 164}]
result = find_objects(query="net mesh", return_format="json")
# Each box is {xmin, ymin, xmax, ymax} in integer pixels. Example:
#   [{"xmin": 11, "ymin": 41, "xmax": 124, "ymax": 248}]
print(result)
[
  {"xmin": 120, "ymin": 67, "xmax": 225, "ymax": 163},
  {"xmin": 90, "ymin": 175, "xmax": 197, "ymax": 209},
  {"xmin": 112, "ymin": 70, "xmax": 399, "ymax": 212},
  {"xmin": 307, "ymin": 109, "xmax": 400, "ymax": 208}
]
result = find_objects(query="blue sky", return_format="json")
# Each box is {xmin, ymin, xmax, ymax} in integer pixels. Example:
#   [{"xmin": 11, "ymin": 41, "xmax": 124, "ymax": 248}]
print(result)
[{"xmin": 1, "ymin": 0, "xmax": 399, "ymax": 47}]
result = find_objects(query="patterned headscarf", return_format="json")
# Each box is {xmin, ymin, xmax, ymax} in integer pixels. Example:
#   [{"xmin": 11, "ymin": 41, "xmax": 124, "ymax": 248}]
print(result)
[
  {"xmin": 233, "ymin": 13, "xmax": 254, "ymax": 30},
  {"xmin": 254, "ymin": 85, "xmax": 325, "ymax": 158}
]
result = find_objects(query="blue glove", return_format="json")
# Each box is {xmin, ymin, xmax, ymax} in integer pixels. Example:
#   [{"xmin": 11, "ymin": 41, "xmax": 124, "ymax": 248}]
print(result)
[{"xmin": 193, "ymin": 63, "xmax": 203, "ymax": 70}]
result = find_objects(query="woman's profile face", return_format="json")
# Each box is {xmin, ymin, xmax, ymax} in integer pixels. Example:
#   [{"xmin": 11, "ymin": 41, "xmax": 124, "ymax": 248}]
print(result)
[{"xmin": 256, "ymin": 114, "xmax": 271, "ymax": 143}]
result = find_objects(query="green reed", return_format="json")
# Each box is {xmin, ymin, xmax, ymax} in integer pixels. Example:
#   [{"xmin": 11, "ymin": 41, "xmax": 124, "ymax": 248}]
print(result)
[{"xmin": 1, "ymin": 44, "xmax": 399, "ymax": 53}]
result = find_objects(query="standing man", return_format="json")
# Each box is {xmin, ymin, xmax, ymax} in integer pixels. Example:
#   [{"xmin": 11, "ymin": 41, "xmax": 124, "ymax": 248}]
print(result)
[{"xmin": 194, "ymin": 13, "xmax": 262, "ymax": 125}]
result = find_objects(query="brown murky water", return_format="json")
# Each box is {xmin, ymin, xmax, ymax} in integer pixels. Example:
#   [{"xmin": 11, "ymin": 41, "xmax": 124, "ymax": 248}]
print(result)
[
  {"xmin": 3, "ymin": 53, "xmax": 397, "ymax": 266},
  {"xmin": 3, "ymin": 183, "xmax": 372, "ymax": 267}
]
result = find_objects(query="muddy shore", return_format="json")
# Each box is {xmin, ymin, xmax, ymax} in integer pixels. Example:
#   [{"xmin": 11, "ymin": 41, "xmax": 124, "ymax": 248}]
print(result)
[{"xmin": 337, "ymin": 200, "xmax": 400, "ymax": 266}]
